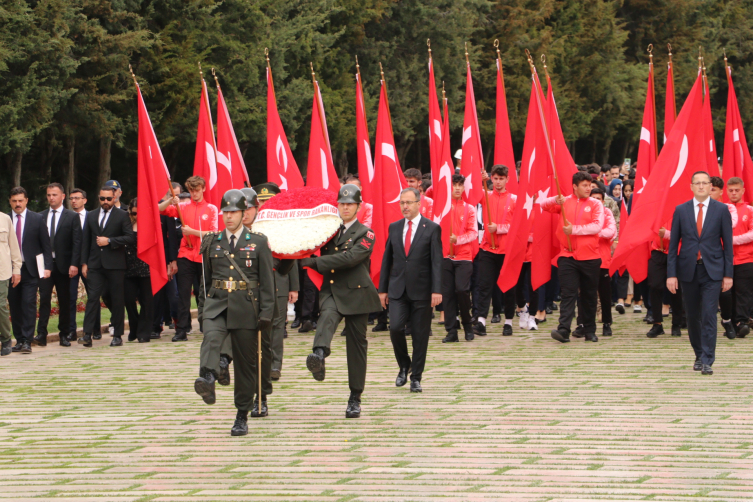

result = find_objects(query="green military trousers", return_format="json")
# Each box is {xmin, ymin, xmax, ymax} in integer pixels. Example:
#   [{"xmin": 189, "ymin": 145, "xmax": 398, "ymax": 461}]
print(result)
[{"xmin": 270, "ymin": 295, "xmax": 288, "ymax": 371}]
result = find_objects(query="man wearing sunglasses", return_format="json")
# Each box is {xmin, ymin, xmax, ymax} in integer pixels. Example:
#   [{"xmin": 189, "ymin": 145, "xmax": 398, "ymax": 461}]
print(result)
[{"xmin": 79, "ymin": 187, "xmax": 135, "ymax": 348}]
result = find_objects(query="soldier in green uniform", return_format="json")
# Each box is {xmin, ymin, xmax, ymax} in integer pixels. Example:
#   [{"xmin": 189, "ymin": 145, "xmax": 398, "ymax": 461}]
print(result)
[
  {"xmin": 194, "ymin": 189, "xmax": 275, "ymax": 436},
  {"xmin": 301, "ymin": 184, "xmax": 382, "ymax": 418}
]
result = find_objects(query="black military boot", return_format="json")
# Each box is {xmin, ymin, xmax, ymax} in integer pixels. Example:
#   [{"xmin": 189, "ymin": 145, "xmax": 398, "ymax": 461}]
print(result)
[
  {"xmin": 306, "ymin": 347, "xmax": 326, "ymax": 381},
  {"xmin": 218, "ymin": 355, "xmax": 231, "ymax": 386},
  {"xmin": 231, "ymin": 410, "xmax": 248, "ymax": 436},
  {"xmin": 251, "ymin": 395, "xmax": 268, "ymax": 418},
  {"xmin": 194, "ymin": 369, "xmax": 217, "ymax": 405},
  {"xmin": 345, "ymin": 392, "xmax": 362, "ymax": 418}
]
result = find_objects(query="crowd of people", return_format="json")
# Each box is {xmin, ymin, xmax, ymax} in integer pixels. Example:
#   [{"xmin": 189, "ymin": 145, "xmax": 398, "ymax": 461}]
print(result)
[{"xmin": 0, "ymin": 159, "xmax": 745, "ymax": 433}]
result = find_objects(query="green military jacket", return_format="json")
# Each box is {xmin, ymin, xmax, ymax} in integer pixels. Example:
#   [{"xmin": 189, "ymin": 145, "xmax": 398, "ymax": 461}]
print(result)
[
  {"xmin": 201, "ymin": 227, "xmax": 275, "ymax": 330},
  {"xmin": 309, "ymin": 219, "xmax": 381, "ymax": 315},
  {"xmin": 274, "ymin": 261, "xmax": 299, "ymax": 298}
]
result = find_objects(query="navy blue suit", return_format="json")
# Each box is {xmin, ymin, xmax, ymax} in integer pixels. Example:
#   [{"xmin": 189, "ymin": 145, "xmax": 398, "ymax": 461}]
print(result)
[{"xmin": 668, "ymin": 198, "xmax": 734, "ymax": 366}]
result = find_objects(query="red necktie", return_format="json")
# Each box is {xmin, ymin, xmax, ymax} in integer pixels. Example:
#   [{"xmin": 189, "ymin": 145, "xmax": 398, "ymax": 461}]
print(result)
[
  {"xmin": 697, "ymin": 203, "xmax": 704, "ymax": 260},
  {"xmin": 15, "ymin": 214, "xmax": 22, "ymax": 249},
  {"xmin": 405, "ymin": 220, "xmax": 412, "ymax": 256}
]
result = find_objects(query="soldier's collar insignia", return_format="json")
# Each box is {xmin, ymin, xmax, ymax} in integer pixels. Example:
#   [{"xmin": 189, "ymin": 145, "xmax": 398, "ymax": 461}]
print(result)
[
  {"xmin": 217, "ymin": 233, "xmax": 222, "ymax": 240},
  {"xmin": 245, "ymin": 233, "xmax": 251, "ymax": 240}
]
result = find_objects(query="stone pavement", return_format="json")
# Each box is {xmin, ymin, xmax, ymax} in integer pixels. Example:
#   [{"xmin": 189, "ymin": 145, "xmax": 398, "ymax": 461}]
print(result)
[{"xmin": 1, "ymin": 309, "xmax": 752, "ymax": 501}]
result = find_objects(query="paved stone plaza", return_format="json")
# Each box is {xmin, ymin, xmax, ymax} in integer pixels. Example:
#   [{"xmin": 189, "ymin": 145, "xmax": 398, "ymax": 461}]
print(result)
[{"xmin": 1, "ymin": 310, "xmax": 752, "ymax": 501}]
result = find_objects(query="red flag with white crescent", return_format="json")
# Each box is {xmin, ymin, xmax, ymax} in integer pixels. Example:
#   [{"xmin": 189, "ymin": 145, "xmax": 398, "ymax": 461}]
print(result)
[
  {"xmin": 355, "ymin": 71, "xmax": 374, "ymax": 203},
  {"xmin": 370, "ymin": 80, "xmax": 407, "ymax": 286},
  {"xmin": 267, "ymin": 66, "xmax": 304, "ymax": 192},
  {"xmin": 460, "ymin": 62, "xmax": 484, "ymax": 206},
  {"xmin": 216, "ymin": 85, "xmax": 250, "ymax": 189},
  {"xmin": 306, "ymin": 79, "xmax": 339, "ymax": 195},
  {"xmin": 433, "ymin": 93, "xmax": 453, "ymax": 227},
  {"xmin": 494, "ymin": 56, "xmax": 518, "ymax": 194},
  {"xmin": 664, "ymin": 60, "xmax": 676, "ymax": 144},
  {"xmin": 193, "ymin": 80, "xmax": 225, "ymax": 209},
  {"xmin": 702, "ymin": 74, "xmax": 720, "ymax": 177},
  {"xmin": 634, "ymin": 61, "xmax": 658, "ymax": 203},
  {"xmin": 722, "ymin": 64, "xmax": 753, "ymax": 203},
  {"xmin": 428, "ymin": 55, "xmax": 444, "ymax": 212}
]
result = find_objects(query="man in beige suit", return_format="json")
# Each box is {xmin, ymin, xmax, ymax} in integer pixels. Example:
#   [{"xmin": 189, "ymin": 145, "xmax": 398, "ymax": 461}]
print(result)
[{"xmin": 0, "ymin": 212, "xmax": 22, "ymax": 355}]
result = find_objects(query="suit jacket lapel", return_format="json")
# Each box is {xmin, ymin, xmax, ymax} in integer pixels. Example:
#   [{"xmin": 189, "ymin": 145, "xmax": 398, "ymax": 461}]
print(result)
[
  {"xmin": 338, "ymin": 222, "xmax": 358, "ymax": 246},
  {"xmin": 408, "ymin": 215, "xmax": 426, "ymax": 258}
]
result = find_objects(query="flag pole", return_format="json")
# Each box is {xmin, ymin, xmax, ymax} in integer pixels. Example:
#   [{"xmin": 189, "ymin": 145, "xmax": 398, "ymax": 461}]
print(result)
[
  {"xmin": 129, "ymin": 64, "xmax": 192, "ymax": 248},
  {"xmin": 310, "ymin": 63, "xmax": 333, "ymax": 154},
  {"xmin": 379, "ymin": 62, "xmax": 397, "ymax": 141},
  {"xmin": 648, "ymin": 44, "xmax": 664, "ymax": 252},
  {"xmin": 199, "ymin": 62, "xmax": 220, "ymax": 193},
  {"xmin": 442, "ymin": 82, "xmax": 455, "ymax": 258},
  {"xmin": 525, "ymin": 50, "xmax": 572, "ymax": 252},
  {"xmin": 668, "ymin": 43, "xmax": 676, "ymax": 121},
  {"xmin": 355, "ymin": 55, "xmax": 368, "ymax": 129}
]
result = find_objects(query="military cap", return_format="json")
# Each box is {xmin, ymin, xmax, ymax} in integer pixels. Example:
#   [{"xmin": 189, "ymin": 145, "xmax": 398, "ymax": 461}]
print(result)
[
  {"xmin": 221, "ymin": 189, "xmax": 247, "ymax": 212},
  {"xmin": 338, "ymin": 184, "xmax": 362, "ymax": 204},
  {"xmin": 240, "ymin": 187, "xmax": 259, "ymax": 208},
  {"xmin": 254, "ymin": 182, "xmax": 281, "ymax": 202}
]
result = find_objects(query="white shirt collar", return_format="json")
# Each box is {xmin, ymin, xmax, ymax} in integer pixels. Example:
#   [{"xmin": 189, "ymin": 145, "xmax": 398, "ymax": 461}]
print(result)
[
  {"xmin": 694, "ymin": 196, "xmax": 710, "ymax": 208},
  {"xmin": 405, "ymin": 213, "xmax": 422, "ymax": 226},
  {"xmin": 14, "ymin": 208, "xmax": 27, "ymax": 220},
  {"xmin": 225, "ymin": 226, "xmax": 244, "ymax": 243},
  {"xmin": 343, "ymin": 218, "xmax": 357, "ymax": 231}
]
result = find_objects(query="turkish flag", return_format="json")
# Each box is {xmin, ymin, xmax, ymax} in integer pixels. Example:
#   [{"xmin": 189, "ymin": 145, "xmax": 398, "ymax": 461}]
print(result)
[
  {"xmin": 370, "ymin": 81, "xmax": 407, "ymax": 286},
  {"xmin": 355, "ymin": 72, "xmax": 374, "ymax": 203},
  {"xmin": 216, "ymin": 85, "xmax": 250, "ymax": 189},
  {"xmin": 722, "ymin": 64, "xmax": 753, "ymax": 203},
  {"xmin": 664, "ymin": 61, "xmax": 677, "ymax": 144},
  {"xmin": 498, "ymin": 77, "xmax": 548, "ymax": 292},
  {"xmin": 135, "ymin": 85, "xmax": 170, "ymax": 294},
  {"xmin": 266, "ymin": 66, "xmax": 304, "ymax": 192},
  {"xmin": 702, "ymin": 75, "xmax": 721, "ymax": 177},
  {"xmin": 306, "ymin": 79, "xmax": 339, "ymax": 195},
  {"xmin": 494, "ymin": 56, "xmax": 518, "ymax": 194},
  {"xmin": 611, "ymin": 73, "xmax": 705, "ymax": 279},
  {"xmin": 433, "ymin": 93, "xmax": 454, "ymax": 230},
  {"xmin": 193, "ymin": 80, "xmax": 225, "ymax": 210},
  {"xmin": 633, "ymin": 62, "xmax": 658, "ymax": 203},
  {"xmin": 428, "ymin": 56, "xmax": 444, "ymax": 211},
  {"xmin": 460, "ymin": 63, "xmax": 484, "ymax": 206}
]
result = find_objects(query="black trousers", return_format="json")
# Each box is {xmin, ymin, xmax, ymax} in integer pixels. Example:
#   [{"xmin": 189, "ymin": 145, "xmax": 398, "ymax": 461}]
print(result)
[
  {"xmin": 9, "ymin": 265, "xmax": 39, "ymax": 343},
  {"xmin": 294, "ymin": 264, "xmax": 319, "ymax": 321},
  {"xmin": 682, "ymin": 263, "xmax": 721, "ymax": 366},
  {"xmin": 37, "ymin": 264, "xmax": 71, "ymax": 338},
  {"xmin": 648, "ymin": 250, "xmax": 685, "ymax": 326},
  {"xmin": 125, "ymin": 276, "xmax": 154, "ymax": 341},
  {"xmin": 176, "ymin": 257, "xmax": 201, "ymax": 335},
  {"xmin": 388, "ymin": 293, "xmax": 433, "ymax": 382},
  {"xmin": 69, "ymin": 273, "xmax": 94, "ymax": 334},
  {"xmin": 476, "ymin": 249, "xmax": 516, "ymax": 321},
  {"xmin": 577, "ymin": 268, "xmax": 612, "ymax": 326},
  {"xmin": 441, "ymin": 258, "xmax": 473, "ymax": 334},
  {"xmin": 557, "ymin": 257, "xmax": 601, "ymax": 335},
  {"xmin": 84, "ymin": 268, "xmax": 125, "ymax": 336},
  {"xmin": 719, "ymin": 262, "xmax": 753, "ymax": 325},
  {"xmin": 613, "ymin": 271, "xmax": 629, "ymax": 299}
]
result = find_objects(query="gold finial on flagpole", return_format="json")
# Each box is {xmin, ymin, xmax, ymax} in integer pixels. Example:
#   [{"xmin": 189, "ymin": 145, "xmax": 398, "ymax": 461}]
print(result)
[
  {"xmin": 265, "ymin": 47, "xmax": 270, "ymax": 68},
  {"xmin": 427, "ymin": 38, "xmax": 431, "ymax": 56},
  {"xmin": 198, "ymin": 62, "xmax": 204, "ymax": 79},
  {"xmin": 698, "ymin": 46, "xmax": 703, "ymax": 70},
  {"xmin": 128, "ymin": 64, "xmax": 138, "ymax": 87},
  {"xmin": 494, "ymin": 39, "xmax": 501, "ymax": 60},
  {"xmin": 541, "ymin": 54, "xmax": 550, "ymax": 78},
  {"xmin": 211, "ymin": 67, "xmax": 220, "ymax": 88},
  {"xmin": 667, "ymin": 43, "xmax": 673, "ymax": 59},
  {"xmin": 465, "ymin": 42, "xmax": 470, "ymax": 66},
  {"xmin": 379, "ymin": 61, "xmax": 385, "ymax": 82},
  {"xmin": 442, "ymin": 80, "xmax": 445, "ymax": 100}
]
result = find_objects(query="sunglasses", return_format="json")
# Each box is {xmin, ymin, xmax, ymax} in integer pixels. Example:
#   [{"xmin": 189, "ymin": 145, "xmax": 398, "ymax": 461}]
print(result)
[{"xmin": 99, "ymin": 197, "xmax": 113, "ymax": 201}]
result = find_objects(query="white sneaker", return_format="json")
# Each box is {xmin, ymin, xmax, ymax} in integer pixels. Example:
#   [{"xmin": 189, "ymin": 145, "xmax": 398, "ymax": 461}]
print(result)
[
  {"xmin": 633, "ymin": 305, "xmax": 642, "ymax": 313},
  {"xmin": 519, "ymin": 311, "xmax": 529, "ymax": 330},
  {"xmin": 527, "ymin": 317, "xmax": 538, "ymax": 330}
]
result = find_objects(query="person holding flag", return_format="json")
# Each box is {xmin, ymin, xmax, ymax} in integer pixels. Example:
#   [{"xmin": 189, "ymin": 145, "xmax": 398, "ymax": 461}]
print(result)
[{"xmin": 721, "ymin": 177, "xmax": 753, "ymax": 338}]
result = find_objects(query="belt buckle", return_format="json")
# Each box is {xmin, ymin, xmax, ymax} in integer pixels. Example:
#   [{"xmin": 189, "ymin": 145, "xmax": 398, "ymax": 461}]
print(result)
[{"xmin": 226, "ymin": 280, "xmax": 235, "ymax": 292}]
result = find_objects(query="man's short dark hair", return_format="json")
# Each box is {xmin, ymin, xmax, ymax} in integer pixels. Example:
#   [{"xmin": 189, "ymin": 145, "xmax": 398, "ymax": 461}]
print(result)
[
  {"xmin": 590, "ymin": 187, "xmax": 605, "ymax": 198},
  {"xmin": 610, "ymin": 165, "xmax": 620, "ymax": 172},
  {"xmin": 100, "ymin": 186, "xmax": 116, "ymax": 195},
  {"xmin": 601, "ymin": 164, "xmax": 611, "ymax": 173},
  {"xmin": 422, "ymin": 172, "xmax": 432, "ymax": 180},
  {"xmin": 573, "ymin": 172, "xmax": 592, "ymax": 186},
  {"xmin": 400, "ymin": 187, "xmax": 421, "ymax": 200},
  {"xmin": 9, "ymin": 187, "xmax": 27, "ymax": 198},
  {"xmin": 728, "ymin": 176, "xmax": 744, "ymax": 187},
  {"xmin": 70, "ymin": 188, "xmax": 87, "ymax": 199},
  {"xmin": 710, "ymin": 176, "xmax": 724, "ymax": 190},
  {"xmin": 421, "ymin": 180, "xmax": 431, "ymax": 193},
  {"xmin": 345, "ymin": 174, "xmax": 359, "ymax": 183},
  {"xmin": 490, "ymin": 164, "xmax": 508, "ymax": 178},
  {"xmin": 47, "ymin": 182, "xmax": 65, "ymax": 194},
  {"xmin": 452, "ymin": 174, "xmax": 466, "ymax": 185},
  {"xmin": 691, "ymin": 171, "xmax": 710, "ymax": 183},
  {"xmin": 403, "ymin": 168, "xmax": 422, "ymax": 181}
]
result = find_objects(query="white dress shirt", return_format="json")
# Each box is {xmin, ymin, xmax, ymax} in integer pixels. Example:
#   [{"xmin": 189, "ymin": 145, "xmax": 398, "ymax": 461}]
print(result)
[
  {"xmin": 47, "ymin": 206, "xmax": 63, "ymax": 258},
  {"xmin": 13, "ymin": 209, "xmax": 27, "ymax": 262},
  {"xmin": 402, "ymin": 213, "xmax": 422, "ymax": 247},
  {"xmin": 75, "ymin": 209, "xmax": 87, "ymax": 229},
  {"xmin": 225, "ymin": 226, "xmax": 244, "ymax": 247},
  {"xmin": 99, "ymin": 208, "xmax": 111, "ymax": 229},
  {"xmin": 693, "ymin": 197, "xmax": 709, "ymax": 228}
]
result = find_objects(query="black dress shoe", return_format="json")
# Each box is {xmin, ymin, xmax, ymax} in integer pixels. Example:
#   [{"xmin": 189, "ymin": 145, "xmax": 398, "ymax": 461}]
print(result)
[
  {"xmin": 572, "ymin": 325, "xmax": 585, "ymax": 338},
  {"xmin": 737, "ymin": 323, "xmax": 750, "ymax": 338},
  {"xmin": 291, "ymin": 317, "xmax": 302, "ymax": 329},
  {"xmin": 702, "ymin": 364, "xmax": 713, "ymax": 375},
  {"xmin": 34, "ymin": 334, "xmax": 47, "ymax": 347},
  {"xmin": 251, "ymin": 396, "xmax": 268, "ymax": 417},
  {"xmin": 150, "ymin": 332, "xmax": 161, "ymax": 339},
  {"xmin": 59, "ymin": 335, "xmax": 71, "ymax": 347},
  {"xmin": 372, "ymin": 322, "xmax": 389, "ymax": 332},
  {"xmin": 306, "ymin": 348, "xmax": 326, "ymax": 381},
  {"xmin": 644, "ymin": 315, "xmax": 654, "ymax": 324},
  {"xmin": 502, "ymin": 324, "xmax": 513, "ymax": 336},
  {"xmin": 550, "ymin": 329, "xmax": 570, "ymax": 343},
  {"xmin": 693, "ymin": 358, "xmax": 703, "ymax": 371},
  {"xmin": 473, "ymin": 323, "xmax": 487, "ymax": 336},
  {"xmin": 395, "ymin": 367, "xmax": 410, "ymax": 387},
  {"xmin": 127, "ymin": 332, "xmax": 138, "ymax": 342},
  {"xmin": 1, "ymin": 340, "xmax": 11, "ymax": 356},
  {"xmin": 442, "ymin": 332, "xmax": 459, "ymax": 343},
  {"xmin": 490, "ymin": 314, "xmax": 502, "ymax": 324},
  {"xmin": 602, "ymin": 324, "xmax": 612, "ymax": 336},
  {"xmin": 194, "ymin": 371, "xmax": 216, "ymax": 405},
  {"xmin": 535, "ymin": 317, "xmax": 546, "ymax": 324},
  {"xmin": 368, "ymin": 318, "xmax": 375, "ymax": 325},
  {"xmin": 172, "ymin": 332, "xmax": 188, "ymax": 342},
  {"xmin": 464, "ymin": 325, "xmax": 474, "ymax": 341},
  {"xmin": 545, "ymin": 306, "xmax": 553, "ymax": 315},
  {"xmin": 20, "ymin": 341, "xmax": 31, "ymax": 353},
  {"xmin": 110, "ymin": 335, "xmax": 123, "ymax": 347},
  {"xmin": 68, "ymin": 333, "xmax": 77, "ymax": 342},
  {"xmin": 231, "ymin": 410, "xmax": 248, "ymax": 436},
  {"xmin": 270, "ymin": 368, "xmax": 281, "ymax": 381},
  {"xmin": 80, "ymin": 333, "xmax": 93, "ymax": 347},
  {"xmin": 671, "ymin": 326, "xmax": 682, "ymax": 337},
  {"xmin": 218, "ymin": 355, "xmax": 231, "ymax": 386},
  {"xmin": 437, "ymin": 320, "xmax": 445, "ymax": 325},
  {"xmin": 584, "ymin": 332, "xmax": 598, "ymax": 342},
  {"xmin": 11, "ymin": 341, "xmax": 23, "ymax": 352},
  {"xmin": 137, "ymin": 338, "xmax": 150, "ymax": 343},
  {"xmin": 722, "ymin": 321, "xmax": 736, "ymax": 339},
  {"xmin": 345, "ymin": 392, "xmax": 362, "ymax": 418},
  {"xmin": 646, "ymin": 324, "xmax": 664, "ymax": 338},
  {"xmin": 298, "ymin": 320, "xmax": 315, "ymax": 333},
  {"xmin": 92, "ymin": 333, "xmax": 102, "ymax": 340},
  {"xmin": 615, "ymin": 303, "xmax": 625, "ymax": 315},
  {"xmin": 410, "ymin": 380, "xmax": 422, "ymax": 393}
]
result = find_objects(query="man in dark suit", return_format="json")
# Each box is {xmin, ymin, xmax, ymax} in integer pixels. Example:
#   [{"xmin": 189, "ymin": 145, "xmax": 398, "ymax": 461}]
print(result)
[
  {"xmin": 80, "ymin": 187, "xmax": 135, "ymax": 347},
  {"xmin": 379, "ymin": 187, "xmax": 442, "ymax": 393},
  {"xmin": 668, "ymin": 171, "xmax": 734, "ymax": 375},
  {"xmin": 8, "ymin": 187, "xmax": 53, "ymax": 353},
  {"xmin": 36, "ymin": 183, "xmax": 82, "ymax": 347}
]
